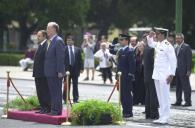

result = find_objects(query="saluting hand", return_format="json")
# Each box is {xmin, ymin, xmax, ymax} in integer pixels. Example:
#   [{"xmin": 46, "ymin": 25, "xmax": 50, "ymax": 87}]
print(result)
[{"xmin": 149, "ymin": 31, "xmax": 156, "ymax": 38}]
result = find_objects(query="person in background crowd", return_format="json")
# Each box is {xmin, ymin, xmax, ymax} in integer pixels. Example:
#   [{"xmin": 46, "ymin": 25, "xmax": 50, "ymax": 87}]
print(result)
[
  {"xmin": 44, "ymin": 22, "xmax": 65, "ymax": 116},
  {"xmin": 172, "ymin": 33, "xmax": 192, "ymax": 107},
  {"xmin": 33, "ymin": 30, "xmax": 51, "ymax": 114},
  {"xmin": 19, "ymin": 48, "xmax": 35, "ymax": 71},
  {"xmin": 94, "ymin": 35, "xmax": 107, "ymax": 53},
  {"xmin": 117, "ymin": 34, "xmax": 136, "ymax": 118},
  {"xmin": 129, "ymin": 36, "xmax": 138, "ymax": 49},
  {"xmin": 142, "ymin": 33, "xmax": 159, "ymax": 120},
  {"xmin": 167, "ymin": 32, "xmax": 175, "ymax": 46},
  {"xmin": 82, "ymin": 32, "xmax": 95, "ymax": 81},
  {"xmin": 133, "ymin": 41, "xmax": 145, "ymax": 105},
  {"xmin": 63, "ymin": 34, "xmax": 84, "ymax": 103},
  {"xmin": 147, "ymin": 28, "xmax": 177, "ymax": 124},
  {"xmin": 94, "ymin": 42, "xmax": 113, "ymax": 84}
]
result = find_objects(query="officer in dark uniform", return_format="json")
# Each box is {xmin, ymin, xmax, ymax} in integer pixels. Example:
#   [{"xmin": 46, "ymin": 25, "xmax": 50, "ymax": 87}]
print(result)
[
  {"xmin": 142, "ymin": 34, "xmax": 159, "ymax": 119},
  {"xmin": 117, "ymin": 34, "xmax": 136, "ymax": 118}
]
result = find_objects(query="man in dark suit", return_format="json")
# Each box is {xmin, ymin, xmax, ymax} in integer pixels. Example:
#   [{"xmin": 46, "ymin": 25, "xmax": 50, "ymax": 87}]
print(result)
[
  {"xmin": 63, "ymin": 34, "xmax": 83, "ymax": 103},
  {"xmin": 33, "ymin": 30, "xmax": 50, "ymax": 114},
  {"xmin": 172, "ymin": 33, "xmax": 192, "ymax": 107},
  {"xmin": 44, "ymin": 22, "xmax": 65, "ymax": 116},
  {"xmin": 142, "ymin": 34, "xmax": 159, "ymax": 119},
  {"xmin": 117, "ymin": 34, "xmax": 136, "ymax": 118}
]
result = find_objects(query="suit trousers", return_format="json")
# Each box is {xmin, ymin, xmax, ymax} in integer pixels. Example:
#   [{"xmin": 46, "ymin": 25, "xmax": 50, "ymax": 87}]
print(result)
[
  {"xmin": 35, "ymin": 77, "xmax": 51, "ymax": 110},
  {"xmin": 47, "ymin": 77, "xmax": 62, "ymax": 114},
  {"xmin": 63, "ymin": 67, "xmax": 79, "ymax": 102},
  {"xmin": 121, "ymin": 75, "xmax": 133, "ymax": 115},
  {"xmin": 154, "ymin": 80, "xmax": 171, "ymax": 121},
  {"xmin": 176, "ymin": 72, "xmax": 191, "ymax": 104}
]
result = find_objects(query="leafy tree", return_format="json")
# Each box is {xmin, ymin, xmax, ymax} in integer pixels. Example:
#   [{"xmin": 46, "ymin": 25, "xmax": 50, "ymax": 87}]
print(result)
[{"xmin": 0, "ymin": 0, "xmax": 90, "ymax": 50}]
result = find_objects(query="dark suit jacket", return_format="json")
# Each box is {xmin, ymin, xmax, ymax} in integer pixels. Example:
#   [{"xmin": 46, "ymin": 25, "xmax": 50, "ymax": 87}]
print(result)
[
  {"xmin": 176, "ymin": 43, "xmax": 192, "ymax": 76},
  {"xmin": 44, "ymin": 35, "xmax": 65, "ymax": 77},
  {"xmin": 143, "ymin": 44, "xmax": 154, "ymax": 82},
  {"xmin": 117, "ymin": 47, "xmax": 136, "ymax": 79},
  {"xmin": 33, "ymin": 40, "xmax": 47, "ymax": 78},
  {"xmin": 64, "ymin": 45, "xmax": 83, "ymax": 77}
]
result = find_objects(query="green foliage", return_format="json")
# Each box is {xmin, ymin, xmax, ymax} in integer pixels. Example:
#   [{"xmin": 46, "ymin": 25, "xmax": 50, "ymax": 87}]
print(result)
[
  {"xmin": 3, "ymin": 96, "xmax": 40, "ymax": 113},
  {"xmin": 0, "ymin": 53, "xmax": 23, "ymax": 66},
  {"xmin": 192, "ymin": 54, "xmax": 195, "ymax": 73},
  {"xmin": 71, "ymin": 100, "xmax": 122, "ymax": 125}
]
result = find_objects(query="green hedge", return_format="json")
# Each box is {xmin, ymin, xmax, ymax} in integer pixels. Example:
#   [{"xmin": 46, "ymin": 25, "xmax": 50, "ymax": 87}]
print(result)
[
  {"xmin": 0, "ymin": 53, "xmax": 24, "ymax": 66},
  {"xmin": 3, "ymin": 96, "xmax": 40, "ymax": 113},
  {"xmin": 71, "ymin": 100, "xmax": 122, "ymax": 125},
  {"xmin": 192, "ymin": 56, "xmax": 195, "ymax": 73}
]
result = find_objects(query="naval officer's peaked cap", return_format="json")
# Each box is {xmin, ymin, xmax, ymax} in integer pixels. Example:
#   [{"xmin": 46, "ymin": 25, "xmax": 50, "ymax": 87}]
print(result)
[
  {"xmin": 119, "ymin": 34, "xmax": 130, "ymax": 40},
  {"xmin": 154, "ymin": 27, "xmax": 169, "ymax": 32}
]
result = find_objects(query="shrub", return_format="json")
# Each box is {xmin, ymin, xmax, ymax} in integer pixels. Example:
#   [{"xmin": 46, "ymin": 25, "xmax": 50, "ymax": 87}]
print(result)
[
  {"xmin": 3, "ymin": 96, "xmax": 40, "ymax": 113},
  {"xmin": 71, "ymin": 100, "xmax": 122, "ymax": 125},
  {"xmin": 192, "ymin": 54, "xmax": 195, "ymax": 73},
  {"xmin": 0, "ymin": 53, "xmax": 24, "ymax": 66}
]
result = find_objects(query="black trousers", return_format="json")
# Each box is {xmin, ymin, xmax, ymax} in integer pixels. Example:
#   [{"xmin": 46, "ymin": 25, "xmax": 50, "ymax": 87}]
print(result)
[
  {"xmin": 176, "ymin": 71, "xmax": 192, "ymax": 104},
  {"xmin": 63, "ymin": 68, "xmax": 79, "ymax": 102},
  {"xmin": 133, "ymin": 73, "xmax": 145, "ymax": 105},
  {"xmin": 121, "ymin": 75, "xmax": 133, "ymax": 115},
  {"xmin": 100, "ymin": 67, "xmax": 112, "ymax": 83},
  {"xmin": 47, "ymin": 77, "xmax": 62, "ymax": 114},
  {"xmin": 145, "ymin": 79, "xmax": 159, "ymax": 118},
  {"xmin": 35, "ymin": 77, "xmax": 51, "ymax": 111}
]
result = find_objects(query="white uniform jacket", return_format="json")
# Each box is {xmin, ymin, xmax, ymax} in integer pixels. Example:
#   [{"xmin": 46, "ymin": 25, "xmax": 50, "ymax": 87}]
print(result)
[{"xmin": 147, "ymin": 36, "xmax": 177, "ymax": 81}]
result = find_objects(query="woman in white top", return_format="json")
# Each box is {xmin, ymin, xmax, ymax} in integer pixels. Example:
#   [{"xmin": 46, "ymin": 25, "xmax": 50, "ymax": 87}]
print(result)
[{"xmin": 94, "ymin": 42, "xmax": 113, "ymax": 84}]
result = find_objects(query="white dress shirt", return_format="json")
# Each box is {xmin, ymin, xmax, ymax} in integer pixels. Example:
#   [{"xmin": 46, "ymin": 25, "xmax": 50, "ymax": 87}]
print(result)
[{"xmin": 68, "ymin": 45, "xmax": 75, "ymax": 64}]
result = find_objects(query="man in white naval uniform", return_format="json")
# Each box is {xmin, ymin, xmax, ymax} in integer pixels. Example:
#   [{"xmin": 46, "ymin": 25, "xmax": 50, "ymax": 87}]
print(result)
[{"xmin": 147, "ymin": 28, "xmax": 177, "ymax": 124}]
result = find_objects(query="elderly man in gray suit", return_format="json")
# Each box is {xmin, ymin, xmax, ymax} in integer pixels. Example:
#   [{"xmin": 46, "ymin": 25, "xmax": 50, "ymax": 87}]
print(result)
[
  {"xmin": 44, "ymin": 22, "xmax": 65, "ymax": 115},
  {"xmin": 172, "ymin": 33, "xmax": 192, "ymax": 107}
]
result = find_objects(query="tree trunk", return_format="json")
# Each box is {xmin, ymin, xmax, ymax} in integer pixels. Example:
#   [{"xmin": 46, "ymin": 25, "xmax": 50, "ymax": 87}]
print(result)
[
  {"xmin": 18, "ymin": 15, "xmax": 38, "ymax": 50},
  {"xmin": 0, "ymin": 29, "xmax": 3, "ymax": 50}
]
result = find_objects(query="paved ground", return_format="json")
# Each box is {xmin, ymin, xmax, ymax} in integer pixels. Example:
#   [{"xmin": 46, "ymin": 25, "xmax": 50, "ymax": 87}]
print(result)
[
  {"xmin": 1, "ymin": 78, "xmax": 195, "ymax": 127},
  {"xmin": 0, "ymin": 66, "xmax": 195, "ymax": 89},
  {"xmin": 1, "ymin": 66, "xmax": 195, "ymax": 127}
]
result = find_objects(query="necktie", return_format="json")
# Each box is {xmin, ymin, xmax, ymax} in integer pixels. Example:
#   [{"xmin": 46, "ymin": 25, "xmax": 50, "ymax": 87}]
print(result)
[
  {"xmin": 176, "ymin": 45, "xmax": 181, "ymax": 56},
  {"xmin": 70, "ymin": 46, "xmax": 75, "ymax": 66},
  {"xmin": 47, "ymin": 40, "xmax": 51, "ymax": 51}
]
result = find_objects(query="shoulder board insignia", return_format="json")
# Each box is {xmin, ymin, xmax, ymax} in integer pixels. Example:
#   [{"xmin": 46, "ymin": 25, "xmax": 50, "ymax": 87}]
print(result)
[{"xmin": 165, "ymin": 42, "xmax": 169, "ymax": 45}]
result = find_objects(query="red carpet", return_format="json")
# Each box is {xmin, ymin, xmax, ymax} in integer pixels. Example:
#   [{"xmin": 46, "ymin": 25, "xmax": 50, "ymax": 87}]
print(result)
[{"xmin": 7, "ymin": 109, "xmax": 70, "ymax": 125}]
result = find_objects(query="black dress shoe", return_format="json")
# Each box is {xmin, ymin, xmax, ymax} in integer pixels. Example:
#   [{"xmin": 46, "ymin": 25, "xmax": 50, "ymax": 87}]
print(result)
[
  {"xmin": 43, "ymin": 109, "xmax": 50, "ymax": 114},
  {"xmin": 171, "ymin": 102, "xmax": 181, "ymax": 106},
  {"xmin": 123, "ymin": 113, "xmax": 133, "ymax": 118},
  {"xmin": 182, "ymin": 103, "xmax": 192, "ymax": 107},
  {"xmin": 145, "ymin": 115, "xmax": 150, "ymax": 119},
  {"xmin": 73, "ymin": 100, "xmax": 79, "ymax": 103},
  {"xmin": 35, "ymin": 109, "xmax": 45, "ymax": 114},
  {"xmin": 35, "ymin": 110, "xmax": 42, "ymax": 113},
  {"xmin": 47, "ymin": 112, "xmax": 61, "ymax": 116},
  {"xmin": 83, "ymin": 77, "xmax": 89, "ymax": 81},
  {"xmin": 150, "ymin": 115, "xmax": 159, "ymax": 120}
]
